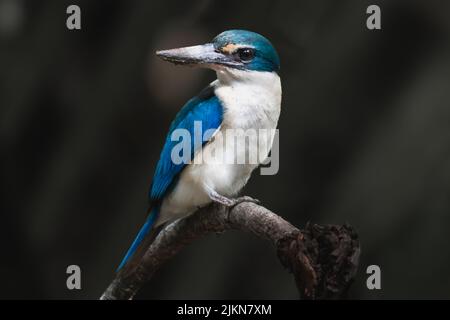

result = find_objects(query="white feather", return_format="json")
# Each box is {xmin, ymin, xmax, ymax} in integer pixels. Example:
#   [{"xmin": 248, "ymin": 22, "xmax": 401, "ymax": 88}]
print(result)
[{"xmin": 156, "ymin": 68, "xmax": 282, "ymax": 226}]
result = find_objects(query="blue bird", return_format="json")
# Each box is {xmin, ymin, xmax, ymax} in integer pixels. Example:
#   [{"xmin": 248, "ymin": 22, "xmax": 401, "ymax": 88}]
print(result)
[{"xmin": 117, "ymin": 30, "xmax": 282, "ymax": 273}]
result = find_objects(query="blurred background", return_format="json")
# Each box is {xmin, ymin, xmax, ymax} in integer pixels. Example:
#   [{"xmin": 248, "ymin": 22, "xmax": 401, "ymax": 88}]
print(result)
[{"xmin": 1, "ymin": 0, "xmax": 450, "ymax": 299}]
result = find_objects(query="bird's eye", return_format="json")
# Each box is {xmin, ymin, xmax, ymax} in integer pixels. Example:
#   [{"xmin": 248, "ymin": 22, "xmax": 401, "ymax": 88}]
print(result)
[{"xmin": 236, "ymin": 48, "xmax": 255, "ymax": 62}]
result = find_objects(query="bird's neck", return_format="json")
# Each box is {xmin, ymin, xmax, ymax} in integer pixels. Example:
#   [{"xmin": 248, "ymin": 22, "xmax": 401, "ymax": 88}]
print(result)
[
  {"xmin": 215, "ymin": 68, "xmax": 280, "ymax": 87},
  {"xmin": 214, "ymin": 68, "xmax": 282, "ymax": 129}
]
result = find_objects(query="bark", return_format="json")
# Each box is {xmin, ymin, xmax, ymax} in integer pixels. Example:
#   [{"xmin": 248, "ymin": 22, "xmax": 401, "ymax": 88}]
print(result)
[{"xmin": 100, "ymin": 199, "xmax": 360, "ymax": 300}]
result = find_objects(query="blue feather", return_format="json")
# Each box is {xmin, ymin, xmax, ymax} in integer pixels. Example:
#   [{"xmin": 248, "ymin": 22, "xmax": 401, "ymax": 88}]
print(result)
[
  {"xmin": 149, "ymin": 84, "xmax": 223, "ymax": 201},
  {"xmin": 116, "ymin": 207, "xmax": 158, "ymax": 271},
  {"xmin": 212, "ymin": 30, "xmax": 280, "ymax": 72},
  {"xmin": 117, "ymin": 85, "xmax": 223, "ymax": 271}
]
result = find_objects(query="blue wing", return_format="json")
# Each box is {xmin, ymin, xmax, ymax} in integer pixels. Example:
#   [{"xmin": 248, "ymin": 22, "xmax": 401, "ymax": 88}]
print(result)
[
  {"xmin": 117, "ymin": 84, "xmax": 223, "ymax": 272},
  {"xmin": 149, "ymin": 84, "xmax": 223, "ymax": 201}
]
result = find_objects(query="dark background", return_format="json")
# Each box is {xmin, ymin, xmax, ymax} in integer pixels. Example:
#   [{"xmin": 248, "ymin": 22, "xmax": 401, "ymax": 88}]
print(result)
[{"xmin": 1, "ymin": 0, "xmax": 450, "ymax": 299}]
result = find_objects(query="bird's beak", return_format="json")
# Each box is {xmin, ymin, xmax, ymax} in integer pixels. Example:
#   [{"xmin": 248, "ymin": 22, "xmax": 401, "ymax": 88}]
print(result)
[{"xmin": 156, "ymin": 43, "xmax": 239, "ymax": 68}]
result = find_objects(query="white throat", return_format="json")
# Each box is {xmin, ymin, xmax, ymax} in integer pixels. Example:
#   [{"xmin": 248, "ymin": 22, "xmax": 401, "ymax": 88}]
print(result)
[
  {"xmin": 213, "ymin": 68, "xmax": 282, "ymax": 130},
  {"xmin": 156, "ymin": 68, "xmax": 282, "ymax": 225}
]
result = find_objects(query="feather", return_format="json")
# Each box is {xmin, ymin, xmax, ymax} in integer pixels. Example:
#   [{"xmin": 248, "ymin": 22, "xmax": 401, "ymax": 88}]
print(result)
[
  {"xmin": 149, "ymin": 84, "xmax": 223, "ymax": 201},
  {"xmin": 116, "ymin": 84, "xmax": 223, "ymax": 272}
]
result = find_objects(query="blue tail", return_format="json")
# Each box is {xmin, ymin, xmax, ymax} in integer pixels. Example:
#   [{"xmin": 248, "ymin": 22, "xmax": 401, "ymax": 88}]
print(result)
[{"xmin": 116, "ymin": 208, "xmax": 158, "ymax": 272}]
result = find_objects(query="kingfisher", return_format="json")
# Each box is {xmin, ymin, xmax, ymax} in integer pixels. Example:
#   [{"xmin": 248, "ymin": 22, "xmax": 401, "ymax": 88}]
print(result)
[{"xmin": 117, "ymin": 30, "xmax": 282, "ymax": 273}]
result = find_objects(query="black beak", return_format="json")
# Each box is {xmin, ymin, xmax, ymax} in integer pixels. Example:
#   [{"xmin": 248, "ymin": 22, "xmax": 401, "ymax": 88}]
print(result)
[{"xmin": 156, "ymin": 43, "xmax": 240, "ymax": 68}]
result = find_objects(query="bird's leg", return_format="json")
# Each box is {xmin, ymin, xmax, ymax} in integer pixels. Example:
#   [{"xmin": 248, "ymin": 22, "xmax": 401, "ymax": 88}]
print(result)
[
  {"xmin": 205, "ymin": 185, "xmax": 260, "ymax": 208},
  {"xmin": 208, "ymin": 190, "xmax": 235, "ymax": 207},
  {"xmin": 230, "ymin": 195, "xmax": 261, "ymax": 206}
]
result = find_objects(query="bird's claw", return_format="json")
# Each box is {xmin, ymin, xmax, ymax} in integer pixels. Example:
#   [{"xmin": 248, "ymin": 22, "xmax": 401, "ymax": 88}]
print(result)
[
  {"xmin": 212, "ymin": 195, "xmax": 260, "ymax": 208},
  {"xmin": 207, "ymin": 187, "xmax": 260, "ymax": 208},
  {"xmin": 229, "ymin": 196, "xmax": 260, "ymax": 207}
]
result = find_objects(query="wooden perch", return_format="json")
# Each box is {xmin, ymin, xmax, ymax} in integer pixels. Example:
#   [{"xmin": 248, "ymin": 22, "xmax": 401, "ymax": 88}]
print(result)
[{"xmin": 100, "ymin": 199, "xmax": 360, "ymax": 300}]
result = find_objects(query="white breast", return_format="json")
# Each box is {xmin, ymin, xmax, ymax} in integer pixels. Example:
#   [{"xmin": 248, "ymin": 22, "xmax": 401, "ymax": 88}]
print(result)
[{"xmin": 157, "ymin": 69, "xmax": 282, "ymax": 226}]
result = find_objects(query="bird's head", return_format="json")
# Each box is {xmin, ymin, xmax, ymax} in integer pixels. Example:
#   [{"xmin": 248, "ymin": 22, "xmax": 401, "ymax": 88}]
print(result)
[{"xmin": 156, "ymin": 30, "xmax": 280, "ymax": 73}]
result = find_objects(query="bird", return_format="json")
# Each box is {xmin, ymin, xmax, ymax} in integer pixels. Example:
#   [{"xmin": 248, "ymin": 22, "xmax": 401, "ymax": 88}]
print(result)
[{"xmin": 117, "ymin": 29, "xmax": 282, "ymax": 273}]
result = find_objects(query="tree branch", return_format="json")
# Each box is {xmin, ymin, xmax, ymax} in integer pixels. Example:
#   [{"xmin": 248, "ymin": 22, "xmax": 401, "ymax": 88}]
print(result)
[{"xmin": 100, "ymin": 199, "xmax": 360, "ymax": 300}]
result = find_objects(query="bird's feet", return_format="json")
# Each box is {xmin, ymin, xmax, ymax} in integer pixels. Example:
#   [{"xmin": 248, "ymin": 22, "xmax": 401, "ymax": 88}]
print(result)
[
  {"xmin": 208, "ymin": 190, "xmax": 260, "ymax": 208},
  {"xmin": 231, "ymin": 196, "xmax": 260, "ymax": 207}
]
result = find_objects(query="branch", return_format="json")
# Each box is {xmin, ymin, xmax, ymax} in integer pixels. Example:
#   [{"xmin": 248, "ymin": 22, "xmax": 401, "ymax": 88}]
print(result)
[{"xmin": 100, "ymin": 199, "xmax": 360, "ymax": 300}]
